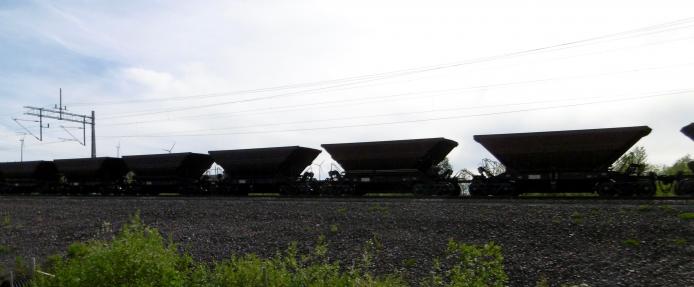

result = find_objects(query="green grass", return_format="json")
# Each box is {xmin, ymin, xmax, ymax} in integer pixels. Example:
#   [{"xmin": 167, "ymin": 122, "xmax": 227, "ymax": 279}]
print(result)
[
  {"xmin": 0, "ymin": 244, "xmax": 11, "ymax": 255},
  {"xmin": 658, "ymin": 205, "xmax": 677, "ymax": 214},
  {"xmin": 14, "ymin": 256, "xmax": 30, "ymax": 277},
  {"xmin": 329, "ymin": 224, "xmax": 339, "ymax": 234},
  {"xmin": 368, "ymin": 204, "xmax": 390, "ymax": 214},
  {"xmin": 32, "ymin": 213, "xmax": 509, "ymax": 287},
  {"xmin": 678, "ymin": 212, "xmax": 694, "ymax": 220},
  {"xmin": 336, "ymin": 207, "xmax": 348, "ymax": 215},
  {"xmin": 655, "ymin": 182, "xmax": 676, "ymax": 197},
  {"xmin": 622, "ymin": 239, "xmax": 641, "ymax": 247},
  {"xmin": 402, "ymin": 258, "xmax": 417, "ymax": 268},
  {"xmin": 672, "ymin": 238, "xmax": 687, "ymax": 246},
  {"xmin": 637, "ymin": 205, "xmax": 653, "ymax": 212},
  {"xmin": 535, "ymin": 274, "xmax": 550, "ymax": 287},
  {"xmin": 570, "ymin": 212, "xmax": 583, "ymax": 224},
  {"xmin": 421, "ymin": 240, "xmax": 508, "ymax": 287},
  {"xmin": 2, "ymin": 214, "xmax": 11, "ymax": 228}
]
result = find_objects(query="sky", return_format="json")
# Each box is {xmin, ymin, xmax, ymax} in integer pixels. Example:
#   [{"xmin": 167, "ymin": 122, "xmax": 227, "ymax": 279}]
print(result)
[{"xmin": 0, "ymin": 0, "xmax": 693, "ymax": 176}]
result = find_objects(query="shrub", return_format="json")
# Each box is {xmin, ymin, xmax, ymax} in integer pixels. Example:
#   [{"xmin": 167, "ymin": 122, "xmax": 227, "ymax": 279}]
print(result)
[
  {"xmin": 2, "ymin": 214, "xmax": 11, "ymax": 228},
  {"xmin": 536, "ymin": 274, "xmax": 550, "ymax": 287},
  {"xmin": 678, "ymin": 212, "xmax": 694, "ymax": 220},
  {"xmin": 33, "ymin": 213, "xmax": 191, "ymax": 287},
  {"xmin": 672, "ymin": 238, "xmax": 687, "ymax": 246},
  {"xmin": 637, "ymin": 205, "xmax": 652, "ymax": 212},
  {"xmin": 0, "ymin": 244, "xmax": 11, "ymax": 255},
  {"xmin": 32, "ymin": 215, "xmax": 404, "ymax": 287},
  {"xmin": 402, "ymin": 258, "xmax": 417, "ymax": 268},
  {"xmin": 422, "ymin": 240, "xmax": 508, "ymax": 287},
  {"xmin": 622, "ymin": 239, "xmax": 640, "ymax": 247},
  {"xmin": 205, "ymin": 249, "xmax": 403, "ymax": 287},
  {"xmin": 570, "ymin": 212, "xmax": 583, "ymax": 224},
  {"xmin": 330, "ymin": 224, "xmax": 339, "ymax": 234},
  {"xmin": 33, "ymin": 213, "xmax": 508, "ymax": 287},
  {"xmin": 658, "ymin": 205, "xmax": 676, "ymax": 214}
]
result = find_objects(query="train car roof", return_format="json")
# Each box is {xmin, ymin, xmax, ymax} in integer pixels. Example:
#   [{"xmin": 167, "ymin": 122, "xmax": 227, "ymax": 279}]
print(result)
[
  {"xmin": 682, "ymin": 123, "xmax": 694, "ymax": 141},
  {"xmin": 209, "ymin": 146, "xmax": 321, "ymax": 177},
  {"xmin": 473, "ymin": 126, "xmax": 651, "ymax": 173},
  {"xmin": 322, "ymin": 137, "xmax": 458, "ymax": 172},
  {"xmin": 122, "ymin": 152, "xmax": 213, "ymax": 179}
]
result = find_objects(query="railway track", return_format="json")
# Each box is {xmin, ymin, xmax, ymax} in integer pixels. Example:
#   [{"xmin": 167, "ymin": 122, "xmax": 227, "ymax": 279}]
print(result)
[{"xmin": 1, "ymin": 194, "xmax": 692, "ymax": 205}]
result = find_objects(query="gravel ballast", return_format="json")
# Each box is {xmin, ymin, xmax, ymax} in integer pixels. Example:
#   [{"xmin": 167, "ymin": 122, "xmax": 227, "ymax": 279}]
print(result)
[{"xmin": 0, "ymin": 197, "xmax": 693, "ymax": 286}]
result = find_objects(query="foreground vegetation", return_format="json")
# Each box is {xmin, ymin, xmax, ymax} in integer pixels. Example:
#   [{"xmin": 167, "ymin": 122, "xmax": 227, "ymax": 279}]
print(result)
[{"xmin": 29, "ymin": 214, "xmax": 507, "ymax": 287}]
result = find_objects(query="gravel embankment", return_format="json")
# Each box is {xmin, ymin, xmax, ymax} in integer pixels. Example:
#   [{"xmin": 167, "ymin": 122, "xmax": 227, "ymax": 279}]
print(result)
[{"xmin": 1, "ymin": 197, "xmax": 693, "ymax": 286}]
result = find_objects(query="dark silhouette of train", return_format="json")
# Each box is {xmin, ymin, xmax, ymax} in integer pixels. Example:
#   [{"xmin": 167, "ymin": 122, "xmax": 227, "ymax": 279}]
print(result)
[{"xmin": 0, "ymin": 124, "xmax": 691, "ymax": 197}]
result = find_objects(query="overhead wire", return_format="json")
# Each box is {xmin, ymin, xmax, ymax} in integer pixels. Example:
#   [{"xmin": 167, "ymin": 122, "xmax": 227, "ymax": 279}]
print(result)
[
  {"xmin": 111, "ymin": 95, "xmax": 643, "ymax": 135},
  {"xmin": 98, "ymin": 89, "xmax": 691, "ymax": 138},
  {"xmin": 98, "ymin": 17, "xmax": 694, "ymax": 119},
  {"xmin": 98, "ymin": 33, "xmax": 694, "ymax": 125},
  {"xmin": 99, "ymin": 61, "xmax": 694, "ymax": 127}
]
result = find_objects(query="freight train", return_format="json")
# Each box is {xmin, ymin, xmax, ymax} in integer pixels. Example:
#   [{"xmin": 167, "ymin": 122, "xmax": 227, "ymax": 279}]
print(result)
[{"xmin": 0, "ymin": 124, "xmax": 691, "ymax": 197}]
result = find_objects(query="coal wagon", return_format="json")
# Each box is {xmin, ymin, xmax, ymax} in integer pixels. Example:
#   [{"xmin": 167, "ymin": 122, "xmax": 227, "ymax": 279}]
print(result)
[
  {"xmin": 53, "ymin": 157, "xmax": 129, "ymax": 194},
  {"xmin": 682, "ymin": 123, "xmax": 694, "ymax": 141},
  {"xmin": 0, "ymin": 161, "xmax": 59, "ymax": 194},
  {"xmin": 673, "ymin": 123, "xmax": 694, "ymax": 195},
  {"xmin": 470, "ymin": 126, "xmax": 655, "ymax": 196},
  {"xmin": 122, "ymin": 153, "xmax": 213, "ymax": 195},
  {"xmin": 321, "ymin": 137, "xmax": 460, "ymax": 196},
  {"xmin": 209, "ymin": 146, "xmax": 321, "ymax": 195}
]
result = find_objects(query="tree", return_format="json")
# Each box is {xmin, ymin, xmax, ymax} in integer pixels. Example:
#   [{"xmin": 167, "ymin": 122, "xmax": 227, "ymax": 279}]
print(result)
[
  {"xmin": 612, "ymin": 146, "xmax": 658, "ymax": 173},
  {"xmin": 435, "ymin": 157, "xmax": 454, "ymax": 177},
  {"xmin": 662, "ymin": 155, "xmax": 693, "ymax": 175}
]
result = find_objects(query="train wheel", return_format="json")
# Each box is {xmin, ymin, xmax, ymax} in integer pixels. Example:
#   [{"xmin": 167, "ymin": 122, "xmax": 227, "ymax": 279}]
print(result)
[
  {"xmin": 412, "ymin": 183, "xmax": 428, "ymax": 196},
  {"xmin": 596, "ymin": 182, "xmax": 616, "ymax": 197},
  {"xmin": 637, "ymin": 181, "xmax": 657, "ymax": 197},
  {"xmin": 469, "ymin": 182, "xmax": 488, "ymax": 197},
  {"xmin": 438, "ymin": 182, "xmax": 461, "ymax": 197},
  {"xmin": 278, "ymin": 185, "xmax": 299, "ymax": 196},
  {"xmin": 675, "ymin": 179, "xmax": 694, "ymax": 196},
  {"xmin": 493, "ymin": 183, "xmax": 515, "ymax": 197}
]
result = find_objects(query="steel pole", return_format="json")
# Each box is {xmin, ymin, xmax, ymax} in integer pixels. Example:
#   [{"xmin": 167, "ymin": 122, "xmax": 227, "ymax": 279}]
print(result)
[
  {"xmin": 39, "ymin": 108, "xmax": 43, "ymax": 141},
  {"xmin": 91, "ymin": 110, "xmax": 96, "ymax": 158},
  {"xmin": 20, "ymin": 137, "xmax": 24, "ymax": 162}
]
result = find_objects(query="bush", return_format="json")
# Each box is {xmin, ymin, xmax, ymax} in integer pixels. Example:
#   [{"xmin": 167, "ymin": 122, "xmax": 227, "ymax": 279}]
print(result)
[
  {"xmin": 201, "ymin": 236, "xmax": 404, "ymax": 287},
  {"xmin": 33, "ymin": 214, "xmax": 507, "ymax": 287},
  {"xmin": 678, "ymin": 212, "xmax": 694, "ymax": 220},
  {"xmin": 33, "ymin": 213, "xmax": 191, "ymax": 287},
  {"xmin": 422, "ymin": 240, "xmax": 508, "ymax": 287},
  {"xmin": 622, "ymin": 239, "xmax": 640, "ymax": 247}
]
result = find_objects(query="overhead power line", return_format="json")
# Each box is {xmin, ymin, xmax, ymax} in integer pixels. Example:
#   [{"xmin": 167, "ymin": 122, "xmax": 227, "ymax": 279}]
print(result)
[
  {"xmin": 99, "ymin": 62, "xmax": 694, "ymax": 127},
  {"xmin": 99, "ymin": 17, "xmax": 694, "ymax": 119},
  {"xmin": 98, "ymin": 89, "xmax": 691, "ymax": 138},
  {"xmin": 108, "ymin": 94, "xmax": 641, "ymax": 135}
]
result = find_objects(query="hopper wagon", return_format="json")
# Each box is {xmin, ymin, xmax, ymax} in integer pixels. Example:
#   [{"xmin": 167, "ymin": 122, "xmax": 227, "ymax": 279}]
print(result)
[
  {"xmin": 209, "ymin": 146, "xmax": 321, "ymax": 195},
  {"xmin": 53, "ymin": 157, "xmax": 129, "ymax": 194},
  {"xmin": 470, "ymin": 126, "xmax": 655, "ymax": 196},
  {"xmin": 674, "ymin": 123, "xmax": 694, "ymax": 195},
  {"xmin": 122, "ymin": 153, "xmax": 213, "ymax": 195},
  {"xmin": 682, "ymin": 123, "xmax": 694, "ymax": 141},
  {"xmin": 321, "ymin": 138, "xmax": 460, "ymax": 196},
  {"xmin": 0, "ymin": 161, "xmax": 59, "ymax": 194}
]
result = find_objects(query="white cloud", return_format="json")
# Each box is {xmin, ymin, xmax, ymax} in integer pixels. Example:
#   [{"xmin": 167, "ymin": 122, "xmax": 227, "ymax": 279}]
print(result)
[{"xmin": 121, "ymin": 67, "xmax": 174, "ymax": 92}]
